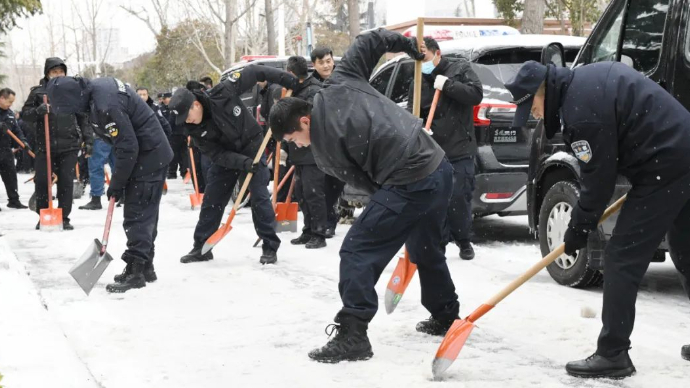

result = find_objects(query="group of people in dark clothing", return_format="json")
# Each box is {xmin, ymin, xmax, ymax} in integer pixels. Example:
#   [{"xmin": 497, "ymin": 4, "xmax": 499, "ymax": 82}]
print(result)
[{"xmin": 4, "ymin": 26, "xmax": 688, "ymax": 380}]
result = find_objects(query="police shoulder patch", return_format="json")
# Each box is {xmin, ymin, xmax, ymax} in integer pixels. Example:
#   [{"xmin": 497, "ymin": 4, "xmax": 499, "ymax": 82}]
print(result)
[
  {"xmin": 233, "ymin": 106, "xmax": 242, "ymax": 117},
  {"xmin": 105, "ymin": 122, "xmax": 119, "ymax": 137},
  {"xmin": 571, "ymin": 140, "xmax": 592, "ymax": 163},
  {"xmin": 229, "ymin": 72, "xmax": 241, "ymax": 82}
]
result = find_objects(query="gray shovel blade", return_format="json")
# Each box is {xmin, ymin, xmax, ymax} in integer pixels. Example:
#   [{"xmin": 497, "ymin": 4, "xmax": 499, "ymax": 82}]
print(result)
[
  {"xmin": 73, "ymin": 181, "xmax": 84, "ymax": 199},
  {"xmin": 69, "ymin": 239, "xmax": 114, "ymax": 295},
  {"xmin": 275, "ymin": 220, "xmax": 298, "ymax": 233}
]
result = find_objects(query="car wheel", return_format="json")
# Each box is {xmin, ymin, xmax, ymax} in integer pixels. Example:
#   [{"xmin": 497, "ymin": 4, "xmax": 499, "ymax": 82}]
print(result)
[{"xmin": 538, "ymin": 181, "xmax": 603, "ymax": 288}]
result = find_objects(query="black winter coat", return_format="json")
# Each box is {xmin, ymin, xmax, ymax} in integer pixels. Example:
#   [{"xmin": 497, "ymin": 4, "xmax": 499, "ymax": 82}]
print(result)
[
  {"xmin": 311, "ymin": 29, "xmax": 445, "ymax": 194},
  {"xmin": 407, "ymin": 57, "xmax": 483, "ymax": 161},
  {"xmin": 186, "ymin": 65, "xmax": 297, "ymax": 171},
  {"xmin": 21, "ymin": 57, "xmax": 93, "ymax": 154},
  {"xmin": 287, "ymin": 75, "xmax": 322, "ymax": 165},
  {"xmin": 0, "ymin": 108, "xmax": 28, "ymax": 151},
  {"xmin": 87, "ymin": 78, "xmax": 173, "ymax": 191},
  {"xmin": 146, "ymin": 97, "xmax": 172, "ymax": 138},
  {"xmin": 554, "ymin": 62, "xmax": 690, "ymax": 230},
  {"xmin": 160, "ymin": 103, "xmax": 181, "ymax": 136}
]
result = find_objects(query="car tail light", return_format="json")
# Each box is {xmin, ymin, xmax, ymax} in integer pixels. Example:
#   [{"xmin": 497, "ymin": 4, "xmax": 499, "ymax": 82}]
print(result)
[
  {"xmin": 484, "ymin": 192, "xmax": 514, "ymax": 200},
  {"xmin": 256, "ymin": 105, "xmax": 265, "ymax": 126},
  {"xmin": 473, "ymin": 103, "xmax": 517, "ymax": 126}
]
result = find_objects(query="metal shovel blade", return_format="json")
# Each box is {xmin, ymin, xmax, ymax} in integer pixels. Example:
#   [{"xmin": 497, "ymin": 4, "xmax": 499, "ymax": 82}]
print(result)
[
  {"xmin": 73, "ymin": 181, "xmax": 84, "ymax": 199},
  {"xmin": 69, "ymin": 239, "xmax": 114, "ymax": 295}
]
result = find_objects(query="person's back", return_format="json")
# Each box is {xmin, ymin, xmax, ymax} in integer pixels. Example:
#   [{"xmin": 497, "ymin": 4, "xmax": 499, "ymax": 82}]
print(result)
[
  {"xmin": 564, "ymin": 62, "xmax": 690, "ymax": 185},
  {"xmin": 312, "ymin": 29, "xmax": 445, "ymax": 194}
]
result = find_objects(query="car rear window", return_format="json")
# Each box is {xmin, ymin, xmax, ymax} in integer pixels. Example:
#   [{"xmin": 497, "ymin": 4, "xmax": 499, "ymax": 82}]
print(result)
[{"xmin": 468, "ymin": 48, "xmax": 580, "ymax": 102}]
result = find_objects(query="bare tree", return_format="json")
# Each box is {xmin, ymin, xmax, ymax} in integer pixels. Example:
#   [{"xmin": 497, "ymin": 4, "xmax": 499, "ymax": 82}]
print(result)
[
  {"xmin": 521, "ymin": 0, "xmax": 545, "ymax": 33},
  {"xmin": 119, "ymin": 0, "xmax": 171, "ymax": 36},
  {"xmin": 265, "ymin": 0, "xmax": 276, "ymax": 54},
  {"xmin": 347, "ymin": 0, "xmax": 359, "ymax": 42}
]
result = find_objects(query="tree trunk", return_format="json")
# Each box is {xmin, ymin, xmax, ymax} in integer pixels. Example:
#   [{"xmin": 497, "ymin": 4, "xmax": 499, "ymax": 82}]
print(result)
[
  {"xmin": 225, "ymin": 0, "xmax": 237, "ymax": 68},
  {"xmin": 521, "ymin": 0, "xmax": 545, "ymax": 34},
  {"xmin": 347, "ymin": 0, "xmax": 360, "ymax": 42},
  {"xmin": 265, "ymin": 0, "xmax": 276, "ymax": 54}
]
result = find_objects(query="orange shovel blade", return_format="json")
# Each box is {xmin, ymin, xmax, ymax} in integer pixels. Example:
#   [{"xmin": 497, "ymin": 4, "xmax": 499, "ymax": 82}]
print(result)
[
  {"xmin": 190, "ymin": 193, "xmax": 204, "ymax": 209},
  {"xmin": 384, "ymin": 253, "xmax": 417, "ymax": 314},
  {"xmin": 163, "ymin": 181, "xmax": 168, "ymax": 195},
  {"xmin": 432, "ymin": 318, "xmax": 476, "ymax": 378},
  {"xmin": 183, "ymin": 170, "xmax": 191, "ymax": 184},
  {"xmin": 275, "ymin": 202, "xmax": 298, "ymax": 221},
  {"xmin": 39, "ymin": 208, "xmax": 63, "ymax": 231},
  {"xmin": 202, "ymin": 223, "xmax": 232, "ymax": 254}
]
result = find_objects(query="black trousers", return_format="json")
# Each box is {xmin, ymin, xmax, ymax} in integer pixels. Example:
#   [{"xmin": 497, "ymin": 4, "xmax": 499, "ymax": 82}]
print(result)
[
  {"xmin": 192, "ymin": 157, "xmax": 280, "ymax": 252},
  {"xmin": 448, "ymin": 158, "xmax": 475, "ymax": 244},
  {"xmin": 122, "ymin": 167, "xmax": 167, "ymax": 265},
  {"xmin": 168, "ymin": 135, "xmax": 188, "ymax": 177},
  {"xmin": 34, "ymin": 151, "xmax": 78, "ymax": 221},
  {"xmin": 295, "ymin": 165, "xmax": 328, "ymax": 238},
  {"xmin": 597, "ymin": 174, "xmax": 690, "ymax": 357},
  {"xmin": 325, "ymin": 174, "xmax": 345, "ymax": 230},
  {"xmin": 338, "ymin": 159, "xmax": 459, "ymax": 322},
  {"xmin": 0, "ymin": 149, "xmax": 19, "ymax": 202}
]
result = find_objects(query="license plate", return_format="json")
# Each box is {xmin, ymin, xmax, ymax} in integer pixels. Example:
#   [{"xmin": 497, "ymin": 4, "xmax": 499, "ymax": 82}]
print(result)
[{"xmin": 494, "ymin": 129, "xmax": 517, "ymax": 143}]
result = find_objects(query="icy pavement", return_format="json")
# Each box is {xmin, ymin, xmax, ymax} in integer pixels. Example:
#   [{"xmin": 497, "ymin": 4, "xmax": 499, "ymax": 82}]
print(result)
[{"xmin": 0, "ymin": 173, "xmax": 688, "ymax": 388}]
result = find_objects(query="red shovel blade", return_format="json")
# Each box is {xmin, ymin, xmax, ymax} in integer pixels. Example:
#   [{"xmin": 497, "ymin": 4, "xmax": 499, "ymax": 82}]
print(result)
[
  {"xmin": 384, "ymin": 252, "xmax": 417, "ymax": 314},
  {"xmin": 201, "ymin": 209, "xmax": 236, "ymax": 254},
  {"xmin": 190, "ymin": 193, "xmax": 204, "ymax": 210},
  {"xmin": 432, "ymin": 318, "xmax": 476, "ymax": 378},
  {"xmin": 39, "ymin": 207, "xmax": 63, "ymax": 231}
]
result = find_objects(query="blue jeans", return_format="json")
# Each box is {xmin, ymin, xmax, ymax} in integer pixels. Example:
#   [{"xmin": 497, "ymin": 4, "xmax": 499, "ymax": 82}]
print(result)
[{"xmin": 88, "ymin": 139, "xmax": 116, "ymax": 197}]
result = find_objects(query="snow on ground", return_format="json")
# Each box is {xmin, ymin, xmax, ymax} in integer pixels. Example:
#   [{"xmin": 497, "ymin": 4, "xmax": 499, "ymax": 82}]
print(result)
[{"xmin": 0, "ymin": 173, "xmax": 688, "ymax": 388}]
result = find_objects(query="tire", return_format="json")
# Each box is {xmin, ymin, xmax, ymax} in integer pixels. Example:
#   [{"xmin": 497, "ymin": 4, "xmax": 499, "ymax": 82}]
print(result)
[{"xmin": 538, "ymin": 181, "xmax": 603, "ymax": 288}]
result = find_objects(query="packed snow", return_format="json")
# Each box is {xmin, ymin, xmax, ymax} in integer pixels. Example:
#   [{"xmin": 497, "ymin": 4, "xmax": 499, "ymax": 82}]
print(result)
[{"xmin": 0, "ymin": 173, "xmax": 688, "ymax": 388}]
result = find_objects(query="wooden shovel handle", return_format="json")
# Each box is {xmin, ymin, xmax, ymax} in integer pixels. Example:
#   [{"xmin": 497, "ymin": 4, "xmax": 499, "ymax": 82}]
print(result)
[
  {"xmin": 232, "ymin": 128, "xmax": 275, "ymax": 213},
  {"xmin": 285, "ymin": 170, "xmax": 297, "ymax": 205},
  {"xmin": 424, "ymin": 90, "xmax": 441, "ymax": 132},
  {"xmin": 6, "ymin": 129, "xmax": 35, "ymax": 158},
  {"xmin": 100, "ymin": 197, "xmax": 117, "ymax": 255},
  {"xmin": 485, "ymin": 194, "xmax": 627, "ymax": 309}
]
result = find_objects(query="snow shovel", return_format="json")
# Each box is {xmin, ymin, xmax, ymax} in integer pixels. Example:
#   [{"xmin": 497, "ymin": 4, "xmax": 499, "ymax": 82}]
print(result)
[
  {"xmin": 253, "ymin": 165, "xmax": 296, "ymax": 247},
  {"xmin": 275, "ymin": 169, "xmax": 298, "ymax": 233},
  {"xmin": 73, "ymin": 163, "xmax": 84, "ymax": 199},
  {"xmin": 431, "ymin": 194, "xmax": 628, "ymax": 378},
  {"xmin": 188, "ymin": 136, "xmax": 204, "ymax": 209},
  {"xmin": 69, "ymin": 197, "xmax": 117, "ymax": 295},
  {"xmin": 201, "ymin": 128, "xmax": 275, "ymax": 255},
  {"xmin": 39, "ymin": 95, "xmax": 62, "ymax": 231},
  {"xmin": 6, "ymin": 129, "xmax": 36, "ymax": 158},
  {"xmin": 384, "ymin": 89, "xmax": 442, "ymax": 314}
]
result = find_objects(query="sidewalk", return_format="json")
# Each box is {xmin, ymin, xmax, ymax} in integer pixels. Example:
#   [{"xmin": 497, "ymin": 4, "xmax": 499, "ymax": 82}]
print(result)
[{"xmin": 0, "ymin": 239, "xmax": 101, "ymax": 388}]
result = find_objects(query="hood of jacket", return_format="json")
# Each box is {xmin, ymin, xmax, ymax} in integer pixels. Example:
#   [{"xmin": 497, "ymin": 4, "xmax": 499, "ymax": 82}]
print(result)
[{"xmin": 44, "ymin": 57, "xmax": 68, "ymax": 81}]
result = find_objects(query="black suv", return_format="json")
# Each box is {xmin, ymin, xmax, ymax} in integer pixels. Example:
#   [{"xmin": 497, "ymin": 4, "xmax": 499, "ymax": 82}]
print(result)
[
  {"xmin": 528, "ymin": 0, "xmax": 685, "ymax": 287},
  {"xmin": 341, "ymin": 35, "xmax": 586, "ymax": 215}
]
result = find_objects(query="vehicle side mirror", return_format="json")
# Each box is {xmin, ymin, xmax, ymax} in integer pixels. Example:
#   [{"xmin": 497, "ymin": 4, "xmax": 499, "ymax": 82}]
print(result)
[
  {"xmin": 620, "ymin": 55, "xmax": 634, "ymax": 68},
  {"xmin": 541, "ymin": 43, "xmax": 566, "ymax": 67}
]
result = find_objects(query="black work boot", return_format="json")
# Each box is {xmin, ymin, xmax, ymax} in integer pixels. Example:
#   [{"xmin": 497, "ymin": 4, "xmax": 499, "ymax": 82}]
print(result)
[
  {"xmin": 113, "ymin": 263, "xmax": 132, "ymax": 283},
  {"xmin": 63, "ymin": 219, "xmax": 74, "ymax": 230},
  {"xmin": 682, "ymin": 345, "xmax": 690, "ymax": 361},
  {"xmin": 291, "ymin": 233, "xmax": 312, "ymax": 245},
  {"xmin": 106, "ymin": 262, "xmax": 146, "ymax": 293},
  {"xmin": 7, "ymin": 199, "xmax": 28, "ymax": 209},
  {"xmin": 79, "ymin": 196, "xmax": 102, "ymax": 210},
  {"xmin": 565, "ymin": 350, "xmax": 636, "ymax": 379},
  {"xmin": 308, "ymin": 314, "xmax": 373, "ymax": 363},
  {"xmin": 416, "ymin": 315, "xmax": 458, "ymax": 336},
  {"xmin": 459, "ymin": 241, "xmax": 475, "ymax": 260},
  {"xmin": 144, "ymin": 262, "xmax": 157, "ymax": 282},
  {"xmin": 306, "ymin": 236, "xmax": 327, "ymax": 249},
  {"xmin": 180, "ymin": 247, "xmax": 214, "ymax": 263},
  {"xmin": 325, "ymin": 228, "xmax": 335, "ymax": 239},
  {"xmin": 260, "ymin": 246, "xmax": 277, "ymax": 265}
]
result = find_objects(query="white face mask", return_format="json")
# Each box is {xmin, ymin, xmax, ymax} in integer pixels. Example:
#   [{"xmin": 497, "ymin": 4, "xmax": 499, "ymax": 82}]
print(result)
[{"xmin": 422, "ymin": 53, "xmax": 437, "ymax": 74}]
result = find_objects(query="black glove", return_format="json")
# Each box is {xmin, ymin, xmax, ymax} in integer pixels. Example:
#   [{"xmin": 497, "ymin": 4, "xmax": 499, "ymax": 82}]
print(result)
[
  {"xmin": 106, "ymin": 186, "xmax": 125, "ymax": 202},
  {"xmin": 0, "ymin": 121, "xmax": 9, "ymax": 132},
  {"xmin": 243, "ymin": 158, "xmax": 260, "ymax": 174},
  {"xmin": 564, "ymin": 226, "xmax": 589, "ymax": 257},
  {"xmin": 405, "ymin": 37, "xmax": 425, "ymax": 60},
  {"xmin": 36, "ymin": 103, "xmax": 49, "ymax": 116}
]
